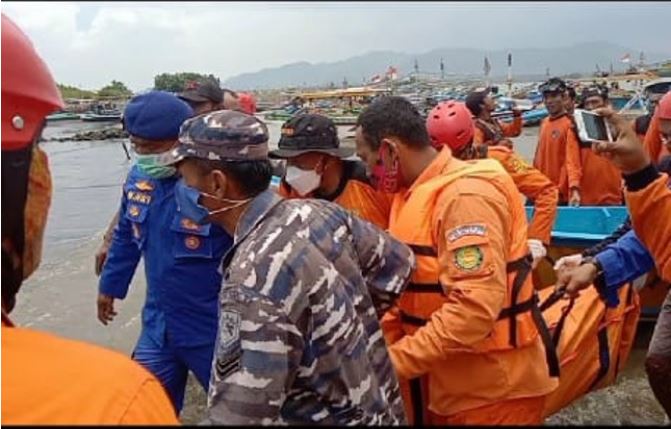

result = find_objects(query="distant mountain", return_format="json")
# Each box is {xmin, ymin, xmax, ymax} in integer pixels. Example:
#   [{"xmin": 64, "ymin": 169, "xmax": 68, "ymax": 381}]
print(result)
[{"xmin": 224, "ymin": 42, "xmax": 670, "ymax": 90}]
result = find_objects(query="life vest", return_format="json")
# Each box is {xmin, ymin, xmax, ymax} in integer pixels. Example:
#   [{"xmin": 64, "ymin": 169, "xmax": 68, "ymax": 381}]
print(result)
[{"xmin": 389, "ymin": 157, "xmax": 560, "ymax": 362}]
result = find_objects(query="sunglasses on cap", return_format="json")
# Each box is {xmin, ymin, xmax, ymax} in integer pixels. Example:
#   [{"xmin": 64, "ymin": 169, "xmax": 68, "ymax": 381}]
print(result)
[{"xmin": 539, "ymin": 81, "xmax": 566, "ymax": 94}]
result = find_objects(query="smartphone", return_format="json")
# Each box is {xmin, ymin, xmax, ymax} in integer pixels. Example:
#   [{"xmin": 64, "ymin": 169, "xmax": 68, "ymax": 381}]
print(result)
[{"xmin": 573, "ymin": 109, "xmax": 613, "ymax": 145}]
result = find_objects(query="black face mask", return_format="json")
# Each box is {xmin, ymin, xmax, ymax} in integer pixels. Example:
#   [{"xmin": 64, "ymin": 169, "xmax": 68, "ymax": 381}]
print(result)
[{"xmin": 1, "ymin": 146, "xmax": 32, "ymax": 313}]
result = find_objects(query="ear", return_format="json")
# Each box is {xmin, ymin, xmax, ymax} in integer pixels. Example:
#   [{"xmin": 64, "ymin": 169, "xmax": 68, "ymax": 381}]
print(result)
[
  {"xmin": 210, "ymin": 169, "xmax": 229, "ymax": 198},
  {"xmin": 315, "ymin": 155, "xmax": 331, "ymax": 174}
]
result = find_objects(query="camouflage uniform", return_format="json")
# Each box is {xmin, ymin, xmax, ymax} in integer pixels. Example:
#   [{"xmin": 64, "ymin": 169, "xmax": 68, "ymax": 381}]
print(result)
[
  {"xmin": 206, "ymin": 190, "xmax": 414, "ymax": 425},
  {"xmin": 162, "ymin": 110, "xmax": 414, "ymax": 425}
]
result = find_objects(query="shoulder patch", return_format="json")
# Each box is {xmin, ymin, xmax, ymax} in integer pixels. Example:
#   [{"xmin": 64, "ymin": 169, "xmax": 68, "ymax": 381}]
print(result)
[
  {"xmin": 454, "ymin": 245, "xmax": 484, "ymax": 271},
  {"xmin": 219, "ymin": 310, "xmax": 241, "ymax": 351},
  {"xmin": 446, "ymin": 224, "xmax": 487, "ymax": 243},
  {"xmin": 509, "ymin": 156, "xmax": 530, "ymax": 173}
]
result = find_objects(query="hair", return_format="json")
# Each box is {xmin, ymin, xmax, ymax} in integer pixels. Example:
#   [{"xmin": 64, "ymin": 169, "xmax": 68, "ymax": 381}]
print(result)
[
  {"xmin": 356, "ymin": 96, "xmax": 430, "ymax": 151},
  {"xmin": 465, "ymin": 90, "xmax": 488, "ymax": 116},
  {"xmin": 193, "ymin": 158, "xmax": 273, "ymax": 198},
  {"xmin": 223, "ymin": 88, "xmax": 239, "ymax": 99},
  {"xmin": 566, "ymin": 86, "xmax": 577, "ymax": 100}
]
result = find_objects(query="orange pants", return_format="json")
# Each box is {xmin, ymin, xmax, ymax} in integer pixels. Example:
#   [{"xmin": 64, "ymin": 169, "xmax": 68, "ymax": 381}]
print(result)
[{"xmin": 400, "ymin": 377, "xmax": 545, "ymax": 425}]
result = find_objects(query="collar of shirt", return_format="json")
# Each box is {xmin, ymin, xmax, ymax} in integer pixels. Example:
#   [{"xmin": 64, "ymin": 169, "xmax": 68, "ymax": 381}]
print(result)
[{"xmin": 234, "ymin": 189, "xmax": 284, "ymax": 244}]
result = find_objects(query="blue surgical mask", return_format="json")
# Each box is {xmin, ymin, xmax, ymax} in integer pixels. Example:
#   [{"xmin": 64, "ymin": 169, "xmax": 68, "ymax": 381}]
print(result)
[
  {"xmin": 174, "ymin": 178, "xmax": 252, "ymax": 225},
  {"xmin": 134, "ymin": 152, "xmax": 177, "ymax": 179}
]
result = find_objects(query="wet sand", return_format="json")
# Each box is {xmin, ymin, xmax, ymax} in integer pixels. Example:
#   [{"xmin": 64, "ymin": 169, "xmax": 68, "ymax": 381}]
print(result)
[{"xmin": 12, "ymin": 120, "xmax": 667, "ymax": 424}]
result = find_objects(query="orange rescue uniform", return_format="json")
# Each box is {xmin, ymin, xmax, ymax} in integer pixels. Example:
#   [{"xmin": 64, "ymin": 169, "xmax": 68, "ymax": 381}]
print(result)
[
  {"xmin": 484, "ymin": 145, "xmax": 558, "ymax": 243},
  {"xmin": 474, "ymin": 115, "xmax": 523, "ymax": 147},
  {"xmin": 626, "ymin": 172, "xmax": 671, "ymax": 280},
  {"xmin": 533, "ymin": 115, "xmax": 582, "ymax": 202},
  {"xmin": 2, "ymin": 320, "xmax": 179, "ymax": 425},
  {"xmin": 571, "ymin": 141, "xmax": 624, "ymax": 205},
  {"xmin": 383, "ymin": 148, "xmax": 558, "ymax": 424},
  {"xmin": 644, "ymin": 113, "xmax": 671, "ymax": 164},
  {"xmin": 278, "ymin": 160, "xmax": 391, "ymax": 229}
]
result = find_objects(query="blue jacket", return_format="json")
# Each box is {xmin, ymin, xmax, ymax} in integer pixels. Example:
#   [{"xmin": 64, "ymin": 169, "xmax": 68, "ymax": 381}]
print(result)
[
  {"xmin": 99, "ymin": 166, "xmax": 233, "ymax": 348},
  {"xmin": 595, "ymin": 229, "xmax": 654, "ymax": 307}
]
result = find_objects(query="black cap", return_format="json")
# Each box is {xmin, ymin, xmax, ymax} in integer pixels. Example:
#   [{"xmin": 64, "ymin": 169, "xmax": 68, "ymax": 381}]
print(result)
[
  {"xmin": 580, "ymin": 84, "xmax": 609, "ymax": 104},
  {"xmin": 269, "ymin": 114, "xmax": 354, "ymax": 159},
  {"xmin": 178, "ymin": 79, "xmax": 224, "ymax": 104},
  {"xmin": 539, "ymin": 77, "xmax": 567, "ymax": 95}
]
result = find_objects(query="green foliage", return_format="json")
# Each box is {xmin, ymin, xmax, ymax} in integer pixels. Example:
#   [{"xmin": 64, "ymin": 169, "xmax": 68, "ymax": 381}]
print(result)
[
  {"xmin": 153, "ymin": 72, "xmax": 221, "ymax": 93},
  {"xmin": 97, "ymin": 80, "xmax": 133, "ymax": 98},
  {"xmin": 57, "ymin": 83, "xmax": 96, "ymax": 100}
]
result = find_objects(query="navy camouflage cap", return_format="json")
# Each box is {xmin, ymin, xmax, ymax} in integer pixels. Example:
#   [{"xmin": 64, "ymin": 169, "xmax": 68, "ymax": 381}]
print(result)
[{"xmin": 161, "ymin": 110, "xmax": 269, "ymax": 165}]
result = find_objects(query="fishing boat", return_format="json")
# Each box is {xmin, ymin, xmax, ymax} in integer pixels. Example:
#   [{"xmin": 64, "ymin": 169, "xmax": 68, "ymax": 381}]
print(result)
[
  {"xmin": 527, "ymin": 205, "xmax": 667, "ymax": 321},
  {"xmin": 46, "ymin": 111, "xmax": 81, "ymax": 121},
  {"xmin": 80, "ymin": 108, "xmax": 123, "ymax": 122}
]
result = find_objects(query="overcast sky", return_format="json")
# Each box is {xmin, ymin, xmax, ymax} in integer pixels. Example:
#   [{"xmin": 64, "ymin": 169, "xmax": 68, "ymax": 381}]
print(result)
[{"xmin": 3, "ymin": 1, "xmax": 670, "ymax": 91}]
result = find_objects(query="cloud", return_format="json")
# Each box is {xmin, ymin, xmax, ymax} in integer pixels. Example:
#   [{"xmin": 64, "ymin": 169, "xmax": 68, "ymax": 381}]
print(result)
[{"xmin": 2, "ymin": 1, "xmax": 670, "ymax": 91}]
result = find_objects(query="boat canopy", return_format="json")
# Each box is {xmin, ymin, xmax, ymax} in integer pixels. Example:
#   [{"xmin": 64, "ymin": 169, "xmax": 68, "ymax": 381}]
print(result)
[{"xmin": 299, "ymin": 87, "xmax": 391, "ymax": 100}]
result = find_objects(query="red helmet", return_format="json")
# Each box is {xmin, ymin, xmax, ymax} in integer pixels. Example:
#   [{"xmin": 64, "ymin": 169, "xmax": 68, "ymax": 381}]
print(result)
[
  {"xmin": 658, "ymin": 91, "xmax": 671, "ymax": 120},
  {"xmin": 2, "ymin": 14, "xmax": 63, "ymax": 151},
  {"xmin": 426, "ymin": 101, "xmax": 474, "ymax": 151},
  {"xmin": 238, "ymin": 92, "xmax": 257, "ymax": 115}
]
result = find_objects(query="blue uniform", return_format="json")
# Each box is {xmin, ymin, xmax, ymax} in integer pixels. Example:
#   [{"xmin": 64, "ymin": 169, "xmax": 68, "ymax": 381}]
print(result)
[
  {"xmin": 595, "ymin": 229, "xmax": 655, "ymax": 307},
  {"xmin": 99, "ymin": 166, "xmax": 233, "ymax": 412}
]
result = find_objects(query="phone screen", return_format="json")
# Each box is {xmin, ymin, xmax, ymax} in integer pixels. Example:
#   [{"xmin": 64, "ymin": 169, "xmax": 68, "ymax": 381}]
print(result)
[{"xmin": 581, "ymin": 111, "xmax": 610, "ymax": 141}]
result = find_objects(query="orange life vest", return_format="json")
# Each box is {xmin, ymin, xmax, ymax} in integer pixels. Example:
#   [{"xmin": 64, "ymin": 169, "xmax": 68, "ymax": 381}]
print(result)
[
  {"xmin": 388, "ymin": 158, "xmax": 559, "ymax": 423},
  {"xmin": 391, "ymin": 159, "xmax": 557, "ymax": 357}
]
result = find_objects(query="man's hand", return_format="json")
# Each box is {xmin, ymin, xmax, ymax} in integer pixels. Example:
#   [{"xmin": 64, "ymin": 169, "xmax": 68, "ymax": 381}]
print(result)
[
  {"xmin": 569, "ymin": 188, "xmax": 581, "ymax": 207},
  {"xmin": 591, "ymin": 107, "xmax": 651, "ymax": 174},
  {"xmin": 94, "ymin": 239, "xmax": 111, "ymax": 276},
  {"xmin": 97, "ymin": 293, "xmax": 117, "ymax": 325},
  {"xmin": 554, "ymin": 253, "xmax": 583, "ymax": 272},
  {"xmin": 555, "ymin": 262, "xmax": 598, "ymax": 299},
  {"xmin": 499, "ymin": 138, "xmax": 514, "ymax": 150},
  {"xmin": 527, "ymin": 239, "xmax": 547, "ymax": 269}
]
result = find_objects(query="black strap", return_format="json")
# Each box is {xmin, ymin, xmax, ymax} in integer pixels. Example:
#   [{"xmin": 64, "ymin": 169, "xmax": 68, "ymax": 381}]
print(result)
[
  {"xmin": 506, "ymin": 254, "xmax": 533, "ymax": 273},
  {"xmin": 407, "ymin": 244, "xmax": 437, "ymax": 257},
  {"xmin": 504, "ymin": 254, "xmax": 533, "ymax": 347},
  {"xmin": 497, "ymin": 296, "xmax": 536, "ymax": 319},
  {"xmin": 589, "ymin": 315, "xmax": 611, "ymax": 390},
  {"xmin": 409, "ymin": 378, "xmax": 424, "ymax": 426},
  {"xmin": 400, "ymin": 311, "xmax": 428, "ymax": 327},
  {"xmin": 551, "ymin": 297, "xmax": 576, "ymax": 347},
  {"xmin": 529, "ymin": 295, "xmax": 561, "ymax": 378},
  {"xmin": 406, "ymin": 282, "xmax": 444, "ymax": 294}
]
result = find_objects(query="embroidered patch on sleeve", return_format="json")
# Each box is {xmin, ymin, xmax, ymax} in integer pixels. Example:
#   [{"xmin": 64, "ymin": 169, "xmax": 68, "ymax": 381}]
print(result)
[
  {"xmin": 446, "ymin": 224, "xmax": 487, "ymax": 243},
  {"xmin": 453, "ymin": 245, "xmax": 484, "ymax": 271}
]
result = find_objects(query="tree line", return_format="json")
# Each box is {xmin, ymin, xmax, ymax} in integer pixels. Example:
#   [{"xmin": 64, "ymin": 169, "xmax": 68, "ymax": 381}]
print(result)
[{"xmin": 58, "ymin": 73, "xmax": 221, "ymax": 100}]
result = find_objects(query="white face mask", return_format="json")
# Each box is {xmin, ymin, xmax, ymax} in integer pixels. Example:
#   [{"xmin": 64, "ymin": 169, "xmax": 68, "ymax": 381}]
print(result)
[{"xmin": 284, "ymin": 165, "xmax": 322, "ymax": 196}]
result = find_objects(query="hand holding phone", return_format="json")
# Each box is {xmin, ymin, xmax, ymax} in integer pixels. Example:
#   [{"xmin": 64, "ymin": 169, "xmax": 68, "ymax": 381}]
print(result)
[
  {"xmin": 591, "ymin": 107, "xmax": 651, "ymax": 174},
  {"xmin": 573, "ymin": 109, "xmax": 613, "ymax": 144}
]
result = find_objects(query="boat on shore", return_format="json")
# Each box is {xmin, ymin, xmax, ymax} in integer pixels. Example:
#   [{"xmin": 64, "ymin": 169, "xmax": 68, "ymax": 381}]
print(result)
[
  {"xmin": 46, "ymin": 111, "xmax": 81, "ymax": 121},
  {"xmin": 80, "ymin": 109, "xmax": 123, "ymax": 122}
]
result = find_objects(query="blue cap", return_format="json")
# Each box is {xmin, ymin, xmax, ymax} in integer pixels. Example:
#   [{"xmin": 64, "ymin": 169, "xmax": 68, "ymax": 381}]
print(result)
[{"xmin": 123, "ymin": 91, "xmax": 194, "ymax": 141}]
